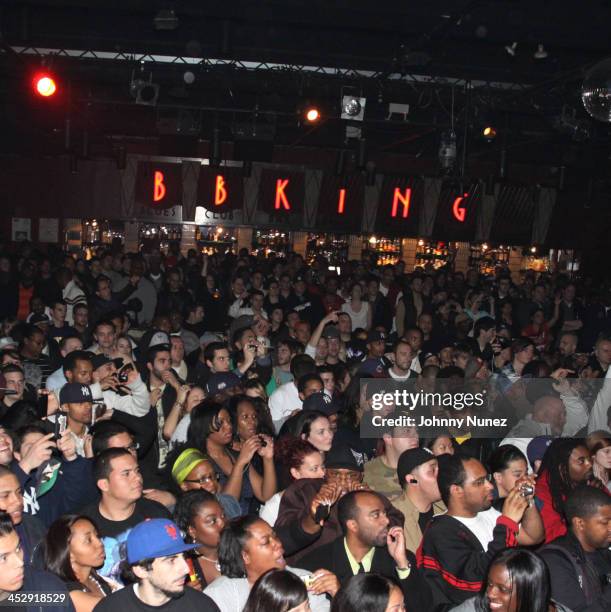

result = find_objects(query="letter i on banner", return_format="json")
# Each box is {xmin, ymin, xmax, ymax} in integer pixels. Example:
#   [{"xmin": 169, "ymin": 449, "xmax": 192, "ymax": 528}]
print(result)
[
  {"xmin": 337, "ymin": 188, "xmax": 346, "ymax": 214},
  {"xmin": 215, "ymin": 175, "xmax": 227, "ymax": 206},
  {"xmin": 153, "ymin": 171, "xmax": 166, "ymax": 202},
  {"xmin": 275, "ymin": 179, "xmax": 291, "ymax": 210},
  {"xmin": 391, "ymin": 187, "xmax": 411, "ymax": 218}
]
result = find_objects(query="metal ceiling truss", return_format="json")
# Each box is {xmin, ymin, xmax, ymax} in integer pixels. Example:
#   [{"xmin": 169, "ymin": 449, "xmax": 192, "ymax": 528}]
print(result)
[{"xmin": 6, "ymin": 45, "xmax": 526, "ymax": 93}]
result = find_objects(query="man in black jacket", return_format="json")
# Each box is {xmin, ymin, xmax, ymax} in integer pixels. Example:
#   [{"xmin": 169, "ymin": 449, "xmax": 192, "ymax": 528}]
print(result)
[
  {"xmin": 539, "ymin": 484, "xmax": 611, "ymax": 612},
  {"xmin": 417, "ymin": 453, "xmax": 541, "ymax": 610},
  {"xmin": 299, "ymin": 490, "xmax": 432, "ymax": 612}
]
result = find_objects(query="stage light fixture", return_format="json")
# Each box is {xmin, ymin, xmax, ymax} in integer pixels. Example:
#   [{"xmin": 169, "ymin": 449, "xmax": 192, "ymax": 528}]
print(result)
[
  {"xmin": 34, "ymin": 73, "xmax": 57, "ymax": 97},
  {"xmin": 438, "ymin": 130, "xmax": 457, "ymax": 172},
  {"xmin": 305, "ymin": 107, "xmax": 320, "ymax": 123},
  {"xmin": 341, "ymin": 96, "xmax": 366, "ymax": 121},
  {"xmin": 534, "ymin": 44, "xmax": 548, "ymax": 60},
  {"xmin": 482, "ymin": 126, "xmax": 497, "ymax": 141},
  {"xmin": 130, "ymin": 69, "xmax": 160, "ymax": 106}
]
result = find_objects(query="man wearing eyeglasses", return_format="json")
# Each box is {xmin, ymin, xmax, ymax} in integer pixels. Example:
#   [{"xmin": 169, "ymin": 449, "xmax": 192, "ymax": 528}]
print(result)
[{"xmin": 417, "ymin": 453, "xmax": 544, "ymax": 610}]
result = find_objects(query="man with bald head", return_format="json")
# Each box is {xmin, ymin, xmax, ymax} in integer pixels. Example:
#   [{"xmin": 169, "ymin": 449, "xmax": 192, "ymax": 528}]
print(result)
[{"xmin": 500, "ymin": 394, "xmax": 568, "ymax": 461}]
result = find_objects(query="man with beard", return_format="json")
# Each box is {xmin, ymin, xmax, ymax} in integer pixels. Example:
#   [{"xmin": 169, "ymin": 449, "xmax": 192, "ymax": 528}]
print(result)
[
  {"xmin": 299, "ymin": 490, "xmax": 432, "ymax": 611},
  {"xmin": 534, "ymin": 438, "xmax": 604, "ymax": 543},
  {"xmin": 94, "ymin": 518, "xmax": 219, "ymax": 612},
  {"xmin": 388, "ymin": 339, "xmax": 417, "ymax": 381},
  {"xmin": 418, "ymin": 453, "xmax": 543, "ymax": 609}
]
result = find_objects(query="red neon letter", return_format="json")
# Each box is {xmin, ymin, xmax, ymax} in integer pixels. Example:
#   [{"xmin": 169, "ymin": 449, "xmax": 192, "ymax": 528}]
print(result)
[
  {"xmin": 215, "ymin": 175, "xmax": 227, "ymax": 206},
  {"xmin": 391, "ymin": 187, "xmax": 411, "ymax": 218},
  {"xmin": 452, "ymin": 193, "xmax": 468, "ymax": 222},
  {"xmin": 153, "ymin": 171, "xmax": 166, "ymax": 202},
  {"xmin": 337, "ymin": 188, "xmax": 346, "ymax": 214},
  {"xmin": 275, "ymin": 179, "xmax": 291, "ymax": 210}
]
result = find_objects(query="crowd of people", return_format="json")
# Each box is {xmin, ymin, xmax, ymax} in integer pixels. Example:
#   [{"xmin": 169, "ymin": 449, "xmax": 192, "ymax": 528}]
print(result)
[{"xmin": 0, "ymin": 241, "xmax": 608, "ymax": 612}]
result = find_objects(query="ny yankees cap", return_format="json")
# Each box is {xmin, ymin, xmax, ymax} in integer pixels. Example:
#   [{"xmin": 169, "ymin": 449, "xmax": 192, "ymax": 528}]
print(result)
[{"xmin": 59, "ymin": 383, "xmax": 93, "ymax": 404}]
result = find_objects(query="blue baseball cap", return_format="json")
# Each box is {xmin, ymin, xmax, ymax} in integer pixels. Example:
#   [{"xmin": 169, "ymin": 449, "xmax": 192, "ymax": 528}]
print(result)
[{"xmin": 126, "ymin": 519, "xmax": 198, "ymax": 564}]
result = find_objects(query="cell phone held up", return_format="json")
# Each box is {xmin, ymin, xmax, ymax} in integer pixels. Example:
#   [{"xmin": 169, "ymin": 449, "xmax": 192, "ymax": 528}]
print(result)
[
  {"xmin": 37, "ymin": 393, "xmax": 49, "ymax": 419},
  {"xmin": 54, "ymin": 413, "xmax": 67, "ymax": 441},
  {"xmin": 118, "ymin": 362, "xmax": 134, "ymax": 384},
  {"xmin": 313, "ymin": 503, "xmax": 331, "ymax": 524}
]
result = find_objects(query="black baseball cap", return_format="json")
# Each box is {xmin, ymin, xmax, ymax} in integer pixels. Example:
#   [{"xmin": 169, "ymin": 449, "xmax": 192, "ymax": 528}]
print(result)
[
  {"xmin": 367, "ymin": 330, "xmax": 386, "ymax": 343},
  {"xmin": 302, "ymin": 392, "xmax": 339, "ymax": 417},
  {"xmin": 325, "ymin": 443, "xmax": 364, "ymax": 472},
  {"xmin": 59, "ymin": 383, "xmax": 93, "ymax": 404},
  {"xmin": 397, "ymin": 448, "xmax": 436, "ymax": 486},
  {"xmin": 91, "ymin": 354, "xmax": 123, "ymax": 371},
  {"xmin": 321, "ymin": 326, "xmax": 340, "ymax": 340},
  {"xmin": 206, "ymin": 372, "xmax": 242, "ymax": 395}
]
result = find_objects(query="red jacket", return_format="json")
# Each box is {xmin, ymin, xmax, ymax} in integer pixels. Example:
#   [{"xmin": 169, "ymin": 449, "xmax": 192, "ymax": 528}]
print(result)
[{"xmin": 535, "ymin": 470, "xmax": 567, "ymax": 544}]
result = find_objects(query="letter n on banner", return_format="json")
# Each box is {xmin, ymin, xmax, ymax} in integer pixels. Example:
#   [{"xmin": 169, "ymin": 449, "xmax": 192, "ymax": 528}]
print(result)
[{"xmin": 374, "ymin": 176, "xmax": 421, "ymax": 236}]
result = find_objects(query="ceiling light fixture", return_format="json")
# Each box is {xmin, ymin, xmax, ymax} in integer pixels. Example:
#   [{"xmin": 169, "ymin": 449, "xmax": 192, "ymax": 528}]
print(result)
[
  {"xmin": 482, "ymin": 126, "xmax": 497, "ymax": 141},
  {"xmin": 533, "ymin": 44, "xmax": 548, "ymax": 60},
  {"xmin": 505, "ymin": 42, "xmax": 518, "ymax": 56}
]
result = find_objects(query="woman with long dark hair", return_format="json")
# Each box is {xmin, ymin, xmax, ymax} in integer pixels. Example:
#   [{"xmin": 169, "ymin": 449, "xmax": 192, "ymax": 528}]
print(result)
[
  {"xmin": 187, "ymin": 399, "xmax": 276, "ymax": 514},
  {"xmin": 331, "ymin": 573, "xmax": 404, "ymax": 612},
  {"xmin": 227, "ymin": 394, "xmax": 273, "ymax": 451},
  {"xmin": 243, "ymin": 569, "xmax": 310, "ymax": 612},
  {"xmin": 290, "ymin": 410, "xmax": 334, "ymax": 454},
  {"xmin": 448, "ymin": 548, "xmax": 570, "ymax": 612},
  {"xmin": 173, "ymin": 490, "xmax": 226, "ymax": 589},
  {"xmin": 203, "ymin": 516, "xmax": 334, "ymax": 612},
  {"xmin": 535, "ymin": 438, "xmax": 595, "ymax": 543},
  {"xmin": 44, "ymin": 514, "xmax": 114, "ymax": 612}
]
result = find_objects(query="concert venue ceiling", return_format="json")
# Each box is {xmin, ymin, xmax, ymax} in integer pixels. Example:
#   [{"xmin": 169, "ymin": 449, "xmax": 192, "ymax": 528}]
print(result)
[{"xmin": 0, "ymin": 0, "xmax": 610, "ymax": 185}]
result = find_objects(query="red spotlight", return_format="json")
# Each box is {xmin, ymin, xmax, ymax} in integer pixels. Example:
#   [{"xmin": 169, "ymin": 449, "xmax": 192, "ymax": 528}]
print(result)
[
  {"xmin": 305, "ymin": 107, "xmax": 320, "ymax": 123},
  {"xmin": 34, "ymin": 73, "xmax": 57, "ymax": 97}
]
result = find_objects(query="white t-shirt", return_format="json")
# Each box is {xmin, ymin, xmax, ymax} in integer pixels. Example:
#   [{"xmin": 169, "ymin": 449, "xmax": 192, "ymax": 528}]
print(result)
[
  {"xmin": 453, "ymin": 507, "xmax": 502, "ymax": 551},
  {"xmin": 269, "ymin": 382, "xmax": 301, "ymax": 433},
  {"xmin": 204, "ymin": 566, "xmax": 329, "ymax": 612},
  {"xmin": 259, "ymin": 491, "xmax": 283, "ymax": 526},
  {"xmin": 341, "ymin": 300, "xmax": 370, "ymax": 330}
]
